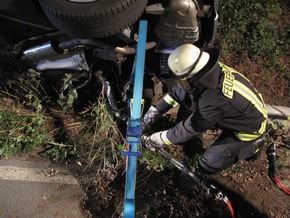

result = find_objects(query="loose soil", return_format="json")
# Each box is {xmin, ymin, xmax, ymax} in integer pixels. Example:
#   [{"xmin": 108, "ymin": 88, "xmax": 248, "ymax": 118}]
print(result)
[
  {"xmin": 79, "ymin": 121, "xmax": 290, "ymax": 218},
  {"xmin": 78, "ymin": 69, "xmax": 290, "ymax": 218},
  {"xmin": 1, "ymin": 51, "xmax": 289, "ymax": 218}
]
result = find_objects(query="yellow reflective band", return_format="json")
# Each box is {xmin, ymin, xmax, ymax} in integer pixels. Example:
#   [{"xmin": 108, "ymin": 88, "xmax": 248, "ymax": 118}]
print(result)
[
  {"xmin": 164, "ymin": 94, "xmax": 179, "ymax": 107},
  {"xmin": 220, "ymin": 62, "xmax": 267, "ymax": 118},
  {"xmin": 231, "ymin": 69, "xmax": 268, "ymax": 115},
  {"xmin": 235, "ymin": 132, "xmax": 261, "ymax": 141},
  {"xmin": 234, "ymin": 81, "xmax": 268, "ymax": 119},
  {"xmin": 236, "ymin": 119, "xmax": 267, "ymax": 141},
  {"xmin": 258, "ymin": 93, "xmax": 267, "ymax": 114},
  {"xmin": 220, "ymin": 62, "xmax": 268, "ymax": 141},
  {"xmin": 259, "ymin": 119, "xmax": 267, "ymax": 134},
  {"xmin": 160, "ymin": 130, "xmax": 172, "ymax": 145}
]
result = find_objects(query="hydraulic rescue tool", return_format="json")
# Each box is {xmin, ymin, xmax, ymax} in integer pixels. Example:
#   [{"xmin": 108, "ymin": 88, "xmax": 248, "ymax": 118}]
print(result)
[{"xmin": 141, "ymin": 135, "xmax": 235, "ymax": 218}]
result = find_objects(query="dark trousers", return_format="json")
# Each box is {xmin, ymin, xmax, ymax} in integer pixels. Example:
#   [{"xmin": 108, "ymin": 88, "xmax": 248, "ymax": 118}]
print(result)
[
  {"xmin": 198, "ymin": 131, "xmax": 266, "ymax": 174},
  {"xmin": 176, "ymin": 104, "xmax": 266, "ymax": 174}
]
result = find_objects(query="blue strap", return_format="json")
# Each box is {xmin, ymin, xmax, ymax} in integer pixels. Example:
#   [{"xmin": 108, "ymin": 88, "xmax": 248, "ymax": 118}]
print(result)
[{"xmin": 123, "ymin": 20, "xmax": 147, "ymax": 218}]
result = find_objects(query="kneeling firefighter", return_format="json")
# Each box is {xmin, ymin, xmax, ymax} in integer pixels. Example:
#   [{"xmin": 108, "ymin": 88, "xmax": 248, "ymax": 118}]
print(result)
[{"xmin": 142, "ymin": 44, "xmax": 268, "ymax": 174}]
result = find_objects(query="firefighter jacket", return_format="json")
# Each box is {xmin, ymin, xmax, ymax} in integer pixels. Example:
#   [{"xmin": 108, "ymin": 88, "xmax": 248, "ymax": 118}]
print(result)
[{"xmin": 155, "ymin": 48, "xmax": 268, "ymax": 145}]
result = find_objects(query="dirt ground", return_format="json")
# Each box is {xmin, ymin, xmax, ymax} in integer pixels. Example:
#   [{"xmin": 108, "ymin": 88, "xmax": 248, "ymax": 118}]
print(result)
[
  {"xmin": 80, "ymin": 73, "xmax": 290, "ymax": 218},
  {"xmin": 79, "ymin": 122, "xmax": 289, "ymax": 218},
  {"xmin": 1, "ymin": 50, "xmax": 289, "ymax": 218},
  {"xmin": 1, "ymin": 73, "xmax": 289, "ymax": 218}
]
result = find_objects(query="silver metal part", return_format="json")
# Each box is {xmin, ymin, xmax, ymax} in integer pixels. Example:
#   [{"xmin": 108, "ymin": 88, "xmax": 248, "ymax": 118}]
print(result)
[
  {"xmin": 146, "ymin": 3, "xmax": 165, "ymax": 15},
  {"xmin": 36, "ymin": 47, "xmax": 89, "ymax": 71},
  {"xmin": 154, "ymin": 0, "xmax": 199, "ymax": 47},
  {"xmin": 23, "ymin": 40, "xmax": 63, "ymax": 62}
]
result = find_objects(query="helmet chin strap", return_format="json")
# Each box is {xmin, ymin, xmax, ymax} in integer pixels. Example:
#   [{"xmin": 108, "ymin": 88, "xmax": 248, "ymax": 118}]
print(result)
[
  {"xmin": 182, "ymin": 49, "xmax": 203, "ymax": 79},
  {"xmin": 177, "ymin": 77, "xmax": 199, "ymax": 92}
]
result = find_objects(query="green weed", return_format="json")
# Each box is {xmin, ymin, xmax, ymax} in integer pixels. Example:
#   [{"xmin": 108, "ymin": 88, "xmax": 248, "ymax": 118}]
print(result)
[
  {"xmin": 218, "ymin": 0, "xmax": 287, "ymax": 70},
  {"xmin": 138, "ymin": 148, "xmax": 171, "ymax": 171},
  {"xmin": 0, "ymin": 108, "xmax": 48, "ymax": 156},
  {"xmin": 57, "ymin": 73, "xmax": 78, "ymax": 112},
  {"xmin": 44, "ymin": 142, "xmax": 78, "ymax": 161},
  {"xmin": 79, "ymin": 93, "xmax": 126, "ymax": 168}
]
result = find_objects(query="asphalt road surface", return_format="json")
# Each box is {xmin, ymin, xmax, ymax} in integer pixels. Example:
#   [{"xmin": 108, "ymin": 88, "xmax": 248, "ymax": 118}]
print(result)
[{"xmin": 0, "ymin": 156, "xmax": 86, "ymax": 218}]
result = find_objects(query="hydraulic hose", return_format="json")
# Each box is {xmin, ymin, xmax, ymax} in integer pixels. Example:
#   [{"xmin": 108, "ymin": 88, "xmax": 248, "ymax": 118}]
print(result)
[
  {"xmin": 267, "ymin": 143, "xmax": 290, "ymax": 195},
  {"xmin": 142, "ymin": 135, "xmax": 235, "ymax": 218}
]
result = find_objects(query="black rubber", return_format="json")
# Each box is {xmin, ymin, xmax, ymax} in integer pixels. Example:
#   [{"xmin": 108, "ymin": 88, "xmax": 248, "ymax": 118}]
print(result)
[{"xmin": 38, "ymin": 0, "xmax": 148, "ymax": 38}]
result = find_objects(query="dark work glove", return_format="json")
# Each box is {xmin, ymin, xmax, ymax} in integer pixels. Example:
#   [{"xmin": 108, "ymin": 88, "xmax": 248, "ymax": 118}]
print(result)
[
  {"xmin": 141, "ymin": 106, "xmax": 161, "ymax": 135},
  {"xmin": 141, "ymin": 120, "xmax": 152, "ymax": 135}
]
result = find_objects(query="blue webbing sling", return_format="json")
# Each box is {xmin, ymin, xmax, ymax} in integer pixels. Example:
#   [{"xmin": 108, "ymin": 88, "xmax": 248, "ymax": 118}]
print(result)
[{"xmin": 122, "ymin": 20, "xmax": 147, "ymax": 218}]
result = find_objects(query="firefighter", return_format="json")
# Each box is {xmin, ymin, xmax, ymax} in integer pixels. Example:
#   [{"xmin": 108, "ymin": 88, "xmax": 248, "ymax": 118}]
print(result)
[{"xmin": 142, "ymin": 44, "xmax": 268, "ymax": 174}]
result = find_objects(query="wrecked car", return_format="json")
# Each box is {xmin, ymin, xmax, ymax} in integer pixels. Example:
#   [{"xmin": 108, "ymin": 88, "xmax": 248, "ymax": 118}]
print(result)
[{"xmin": 0, "ymin": 0, "xmax": 219, "ymax": 118}]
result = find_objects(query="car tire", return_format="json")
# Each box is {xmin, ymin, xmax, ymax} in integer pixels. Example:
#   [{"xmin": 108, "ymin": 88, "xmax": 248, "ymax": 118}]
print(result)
[{"xmin": 38, "ymin": 0, "xmax": 148, "ymax": 38}]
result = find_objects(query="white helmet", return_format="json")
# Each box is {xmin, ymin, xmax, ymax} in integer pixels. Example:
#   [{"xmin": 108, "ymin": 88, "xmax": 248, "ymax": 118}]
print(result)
[{"xmin": 168, "ymin": 44, "xmax": 210, "ymax": 79}]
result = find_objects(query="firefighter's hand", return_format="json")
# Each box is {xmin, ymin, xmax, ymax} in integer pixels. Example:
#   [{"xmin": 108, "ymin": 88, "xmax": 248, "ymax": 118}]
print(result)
[
  {"xmin": 141, "ymin": 120, "xmax": 152, "ymax": 135},
  {"xmin": 144, "ymin": 131, "xmax": 170, "ymax": 150},
  {"xmin": 141, "ymin": 106, "xmax": 161, "ymax": 135}
]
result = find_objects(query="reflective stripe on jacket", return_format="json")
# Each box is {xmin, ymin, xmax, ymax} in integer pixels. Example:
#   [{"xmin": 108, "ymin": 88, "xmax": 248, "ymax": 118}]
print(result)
[
  {"xmin": 158, "ymin": 63, "xmax": 268, "ymax": 144},
  {"xmin": 220, "ymin": 62, "xmax": 267, "ymax": 141}
]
